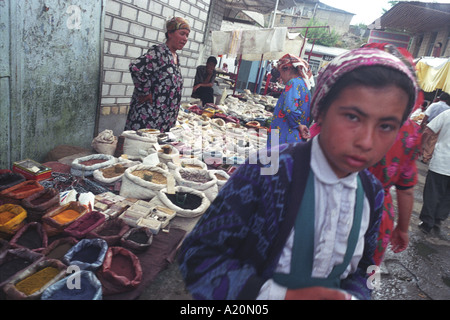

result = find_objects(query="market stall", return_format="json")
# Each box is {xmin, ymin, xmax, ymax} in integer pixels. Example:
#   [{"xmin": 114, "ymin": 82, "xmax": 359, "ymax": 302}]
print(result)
[
  {"xmin": 0, "ymin": 90, "xmax": 278, "ymax": 299},
  {"xmin": 416, "ymin": 57, "xmax": 450, "ymax": 95}
]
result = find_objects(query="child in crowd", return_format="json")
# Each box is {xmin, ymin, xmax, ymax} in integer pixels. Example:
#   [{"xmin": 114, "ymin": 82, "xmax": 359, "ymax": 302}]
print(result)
[{"xmin": 178, "ymin": 48, "xmax": 419, "ymax": 300}]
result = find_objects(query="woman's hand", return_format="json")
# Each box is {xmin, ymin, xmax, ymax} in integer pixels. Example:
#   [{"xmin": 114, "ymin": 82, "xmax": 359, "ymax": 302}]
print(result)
[
  {"xmin": 299, "ymin": 124, "xmax": 311, "ymax": 139},
  {"xmin": 285, "ymin": 287, "xmax": 353, "ymax": 300}
]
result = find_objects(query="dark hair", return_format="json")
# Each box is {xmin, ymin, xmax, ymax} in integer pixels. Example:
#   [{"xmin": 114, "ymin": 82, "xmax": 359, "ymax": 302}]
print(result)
[
  {"xmin": 439, "ymin": 92, "xmax": 450, "ymax": 104},
  {"xmin": 207, "ymin": 56, "xmax": 218, "ymax": 65},
  {"xmin": 319, "ymin": 65, "xmax": 416, "ymax": 123}
]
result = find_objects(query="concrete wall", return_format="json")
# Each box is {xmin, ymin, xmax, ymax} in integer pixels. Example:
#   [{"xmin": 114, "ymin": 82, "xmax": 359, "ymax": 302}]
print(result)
[
  {"xmin": 98, "ymin": 0, "xmax": 225, "ymax": 136},
  {"xmin": 1, "ymin": 0, "xmax": 104, "ymax": 168}
]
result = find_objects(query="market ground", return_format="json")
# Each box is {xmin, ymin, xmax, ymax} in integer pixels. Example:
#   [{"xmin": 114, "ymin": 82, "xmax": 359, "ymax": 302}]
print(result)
[{"xmin": 136, "ymin": 160, "xmax": 450, "ymax": 301}]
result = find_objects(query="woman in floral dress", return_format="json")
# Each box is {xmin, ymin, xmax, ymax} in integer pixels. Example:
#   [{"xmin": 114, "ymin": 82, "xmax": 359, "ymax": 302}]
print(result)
[
  {"xmin": 124, "ymin": 17, "xmax": 190, "ymax": 132},
  {"xmin": 267, "ymin": 54, "xmax": 312, "ymax": 148}
]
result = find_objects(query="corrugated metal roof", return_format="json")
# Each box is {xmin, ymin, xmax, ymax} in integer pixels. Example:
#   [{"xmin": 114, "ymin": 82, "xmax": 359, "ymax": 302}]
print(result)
[
  {"xmin": 379, "ymin": 1, "xmax": 450, "ymax": 34},
  {"xmin": 222, "ymin": 0, "xmax": 297, "ymax": 15}
]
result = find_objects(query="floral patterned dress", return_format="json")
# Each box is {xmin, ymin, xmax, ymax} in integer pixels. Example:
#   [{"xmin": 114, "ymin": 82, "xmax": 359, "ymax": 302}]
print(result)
[
  {"xmin": 368, "ymin": 119, "xmax": 422, "ymax": 265},
  {"xmin": 268, "ymin": 77, "xmax": 310, "ymax": 148},
  {"xmin": 125, "ymin": 43, "xmax": 183, "ymax": 132}
]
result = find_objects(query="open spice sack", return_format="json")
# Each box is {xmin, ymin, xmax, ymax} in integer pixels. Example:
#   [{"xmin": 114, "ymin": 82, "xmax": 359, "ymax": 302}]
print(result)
[
  {"xmin": 62, "ymin": 238, "xmax": 108, "ymax": 271},
  {"xmin": 41, "ymin": 270, "xmax": 102, "ymax": 300},
  {"xmin": 148, "ymin": 186, "xmax": 210, "ymax": 218},
  {"xmin": 96, "ymin": 246, "xmax": 143, "ymax": 296},
  {"xmin": 21, "ymin": 188, "xmax": 59, "ymax": 222},
  {"xmin": 0, "ymin": 248, "xmax": 44, "ymax": 289},
  {"xmin": 71, "ymin": 154, "xmax": 116, "ymax": 177},
  {"xmin": 119, "ymin": 164, "xmax": 170, "ymax": 200},
  {"xmin": 9, "ymin": 222, "xmax": 48, "ymax": 253},
  {"xmin": 173, "ymin": 167, "xmax": 218, "ymax": 202},
  {"xmin": 0, "ymin": 180, "xmax": 44, "ymax": 205},
  {"xmin": 86, "ymin": 218, "xmax": 130, "ymax": 246},
  {"xmin": 41, "ymin": 237, "xmax": 78, "ymax": 262},
  {"xmin": 0, "ymin": 204, "xmax": 27, "ymax": 238},
  {"xmin": 2, "ymin": 258, "xmax": 67, "ymax": 300},
  {"xmin": 63, "ymin": 211, "xmax": 106, "ymax": 239},
  {"xmin": 41, "ymin": 201, "xmax": 88, "ymax": 237},
  {"xmin": 0, "ymin": 172, "xmax": 25, "ymax": 192}
]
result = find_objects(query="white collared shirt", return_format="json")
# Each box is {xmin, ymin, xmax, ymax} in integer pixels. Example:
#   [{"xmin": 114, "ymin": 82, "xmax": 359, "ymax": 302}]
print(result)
[{"xmin": 257, "ymin": 136, "xmax": 370, "ymax": 299}]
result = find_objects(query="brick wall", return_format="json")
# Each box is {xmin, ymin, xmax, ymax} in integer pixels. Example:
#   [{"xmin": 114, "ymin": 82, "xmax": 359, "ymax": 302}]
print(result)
[{"xmin": 100, "ymin": 0, "xmax": 224, "ymax": 118}]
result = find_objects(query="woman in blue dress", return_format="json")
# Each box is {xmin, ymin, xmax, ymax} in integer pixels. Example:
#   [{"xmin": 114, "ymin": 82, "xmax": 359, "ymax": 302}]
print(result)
[{"xmin": 268, "ymin": 54, "xmax": 312, "ymax": 148}]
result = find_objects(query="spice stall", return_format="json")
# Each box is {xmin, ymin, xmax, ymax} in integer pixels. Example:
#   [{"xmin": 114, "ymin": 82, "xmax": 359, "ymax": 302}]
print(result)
[{"xmin": 0, "ymin": 88, "xmax": 280, "ymax": 299}]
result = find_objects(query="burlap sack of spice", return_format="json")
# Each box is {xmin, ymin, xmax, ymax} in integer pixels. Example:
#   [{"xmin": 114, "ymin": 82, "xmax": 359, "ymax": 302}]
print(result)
[
  {"xmin": 119, "ymin": 165, "xmax": 170, "ymax": 200},
  {"xmin": 91, "ymin": 129, "xmax": 118, "ymax": 156},
  {"xmin": 71, "ymin": 154, "xmax": 117, "ymax": 177},
  {"xmin": 122, "ymin": 130, "xmax": 157, "ymax": 158},
  {"xmin": 149, "ymin": 186, "xmax": 210, "ymax": 218},
  {"xmin": 173, "ymin": 168, "xmax": 218, "ymax": 202},
  {"xmin": 210, "ymin": 169, "xmax": 230, "ymax": 190}
]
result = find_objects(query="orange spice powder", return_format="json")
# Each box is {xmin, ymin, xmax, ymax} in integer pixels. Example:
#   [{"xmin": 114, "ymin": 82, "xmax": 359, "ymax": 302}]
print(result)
[
  {"xmin": 52, "ymin": 209, "xmax": 80, "ymax": 224},
  {"xmin": 0, "ymin": 211, "xmax": 15, "ymax": 225}
]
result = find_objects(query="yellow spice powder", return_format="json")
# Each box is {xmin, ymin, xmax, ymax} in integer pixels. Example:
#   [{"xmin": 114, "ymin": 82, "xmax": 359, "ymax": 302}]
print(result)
[{"xmin": 15, "ymin": 267, "xmax": 60, "ymax": 296}]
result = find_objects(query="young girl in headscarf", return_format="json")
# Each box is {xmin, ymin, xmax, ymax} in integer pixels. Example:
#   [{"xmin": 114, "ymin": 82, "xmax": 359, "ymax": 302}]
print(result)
[
  {"xmin": 179, "ymin": 47, "xmax": 418, "ymax": 300},
  {"xmin": 267, "ymin": 54, "xmax": 313, "ymax": 148},
  {"xmin": 125, "ymin": 17, "xmax": 190, "ymax": 132}
]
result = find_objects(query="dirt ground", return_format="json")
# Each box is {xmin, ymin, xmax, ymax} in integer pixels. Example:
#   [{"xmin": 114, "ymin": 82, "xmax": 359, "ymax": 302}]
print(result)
[{"xmin": 138, "ymin": 160, "xmax": 450, "ymax": 301}]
